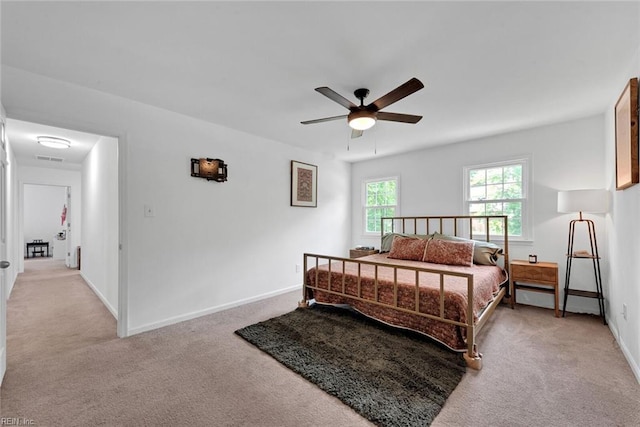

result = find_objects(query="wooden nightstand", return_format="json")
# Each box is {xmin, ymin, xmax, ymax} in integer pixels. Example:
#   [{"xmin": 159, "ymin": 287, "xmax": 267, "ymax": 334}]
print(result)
[
  {"xmin": 510, "ymin": 260, "xmax": 559, "ymax": 317},
  {"xmin": 349, "ymin": 248, "xmax": 379, "ymax": 259}
]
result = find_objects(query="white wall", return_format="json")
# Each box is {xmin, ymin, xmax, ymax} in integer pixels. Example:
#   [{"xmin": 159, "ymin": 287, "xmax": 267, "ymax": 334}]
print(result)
[
  {"xmin": 0, "ymin": 88, "xmax": 7, "ymax": 383},
  {"xmin": 352, "ymin": 115, "xmax": 607, "ymax": 315},
  {"xmin": 17, "ymin": 166, "xmax": 81, "ymax": 271},
  {"xmin": 23, "ymin": 184, "xmax": 67, "ymax": 258},
  {"xmin": 2, "ymin": 67, "xmax": 351, "ymax": 334},
  {"xmin": 121, "ymin": 103, "xmax": 351, "ymax": 333},
  {"xmin": 81, "ymin": 136, "xmax": 119, "ymax": 317},
  {"xmin": 5, "ymin": 118, "xmax": 19, "ymax": 291},
  {"xmin": 604, "ymin": 48, "xmax": 640, "ymax": 382},
  {"xmin": 2, "ymin": 104, "xmax": 23, "ymax": 386}
]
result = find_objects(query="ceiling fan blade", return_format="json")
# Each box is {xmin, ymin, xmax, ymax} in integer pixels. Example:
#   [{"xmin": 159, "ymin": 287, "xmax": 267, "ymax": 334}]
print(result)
[
  {"xmin": 301, "ymin": 114, "xmax": 347, "ymax": 125},
  {"xmin": 351, "ymin": 129, "xmax": 363, "ymax": 139},
  {"xmin": 315, "ymin": 87, "xmax": 357, "ymax": 110},
  {"xmin": 376, "ymin": 112, "xmax": 423, "ymax": 124},
  {"xmin": 369, "ymin": 78, "xmax": 424, "ymax": 111}
]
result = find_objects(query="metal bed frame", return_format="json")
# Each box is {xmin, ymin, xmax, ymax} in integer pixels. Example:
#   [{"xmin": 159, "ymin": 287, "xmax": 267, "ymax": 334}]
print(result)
[{"xmin": 299, "ymin": 215, "xmax": 509, "ymax": 370}]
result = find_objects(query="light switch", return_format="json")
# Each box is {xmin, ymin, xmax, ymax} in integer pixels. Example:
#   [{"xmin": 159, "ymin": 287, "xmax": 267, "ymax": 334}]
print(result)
[{"xmin": 144, "ymin": 204, "xmax": 155, "ymax": 217}]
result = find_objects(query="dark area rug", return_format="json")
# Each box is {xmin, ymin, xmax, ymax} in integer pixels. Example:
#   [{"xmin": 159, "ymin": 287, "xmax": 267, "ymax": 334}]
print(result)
[{"xmin": 235, "ymin": 304, "xmax": 466, "ymax": 427}]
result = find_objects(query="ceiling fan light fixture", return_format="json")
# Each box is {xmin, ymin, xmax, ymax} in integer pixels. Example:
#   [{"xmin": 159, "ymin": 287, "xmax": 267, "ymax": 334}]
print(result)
[
  {"xmin": 37, "ymin": 136, "xmax": 71, "ymax": 149},
  {"xmin": 348, "ymin": 110, "xmax": 376, "ymax": 131}
]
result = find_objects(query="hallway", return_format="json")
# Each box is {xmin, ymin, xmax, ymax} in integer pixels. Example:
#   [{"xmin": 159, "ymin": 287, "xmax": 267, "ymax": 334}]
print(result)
[{"xmin": 5, "ymin": 258, "xmax": 116, "ymax": 367}]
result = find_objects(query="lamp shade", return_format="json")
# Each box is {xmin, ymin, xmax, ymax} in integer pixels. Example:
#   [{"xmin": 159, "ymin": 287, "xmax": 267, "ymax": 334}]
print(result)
[{"xmin": 557, "ymin": 189, "xmax": 609, "ymax": 213}]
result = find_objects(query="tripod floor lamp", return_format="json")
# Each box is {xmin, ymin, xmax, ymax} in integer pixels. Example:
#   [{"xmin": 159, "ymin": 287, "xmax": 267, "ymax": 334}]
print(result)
[{"xmin": 557, "ymin": 189, "xmax": 608, "ymax": 324}]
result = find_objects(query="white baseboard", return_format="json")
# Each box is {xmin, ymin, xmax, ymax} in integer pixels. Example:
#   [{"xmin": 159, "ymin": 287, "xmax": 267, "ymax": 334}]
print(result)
[
  {"xmin": 80, "ymin": 272, "xmax": 118, "ymax": 319},
  {"xmin": 608, "ymin": 320, "xmax": 640, "ymax": 384},
  {"xmin": 127, "ymin": 284, "xmax": 300, "ymax": 336},
  {"xmin": 0, "ymin": 346, "xmax": 5, "ymax": 387},
  {"xmin": 6, "ymin": 270, "xmax": 18, "ymax": 299}
]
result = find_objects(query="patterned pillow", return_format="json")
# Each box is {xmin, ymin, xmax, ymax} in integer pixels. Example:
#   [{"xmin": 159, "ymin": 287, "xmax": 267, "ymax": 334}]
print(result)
[
  {"xmin": 388, "ymin": 236, "xmax": 428, "ymax": 261},
  {"xmin": 423, "ymin": 238, "xmax": 474, "ymax": 266},
  {"xmin": 381, "ymin": 232, "xmax": 431, "ymax": 252},
  {"xmin": 432, "ymin": 232, "xmax": 502, "ymax": 265}
]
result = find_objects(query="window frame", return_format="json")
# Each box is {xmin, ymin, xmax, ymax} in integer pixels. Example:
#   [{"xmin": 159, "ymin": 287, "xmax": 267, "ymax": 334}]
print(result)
[
  {"xmin": 362, "ymin": 176, "xmax": 399, "ymax": 236},
  {"xmin": 463, "ymin": 157, "xmax": 532, "ymax": 241}
]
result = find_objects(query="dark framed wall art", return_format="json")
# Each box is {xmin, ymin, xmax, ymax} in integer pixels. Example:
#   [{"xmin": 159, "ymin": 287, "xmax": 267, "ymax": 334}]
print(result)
[
  {"xmin": 291, "ymin": 160, "xmax": 317, "ymax": 207},
  {"xmin": 615, "ymin": 77, "xmax": 639, "ymax": 190}
]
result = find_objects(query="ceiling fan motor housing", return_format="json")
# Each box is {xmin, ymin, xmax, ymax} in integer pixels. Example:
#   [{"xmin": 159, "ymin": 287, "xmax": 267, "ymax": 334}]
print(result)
[{"xmin": 354, "ymin": 88, "xmax": 370, "ymax": 103}]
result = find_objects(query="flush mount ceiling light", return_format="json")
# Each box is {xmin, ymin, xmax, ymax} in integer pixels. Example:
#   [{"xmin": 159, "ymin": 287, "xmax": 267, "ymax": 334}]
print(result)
[{"xmin": 37, "ymin": 136, "xmax": 71, "ymax": 149}]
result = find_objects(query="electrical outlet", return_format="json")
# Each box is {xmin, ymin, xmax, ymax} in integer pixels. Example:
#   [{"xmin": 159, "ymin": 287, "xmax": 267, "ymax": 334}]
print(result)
[
  {"xmin": 622, "ymin": 304, "xmax": 627, "ymax": 321},
  {"xmin": 296, "ymin": 264, "xmax": 300, "ymax": 273}
]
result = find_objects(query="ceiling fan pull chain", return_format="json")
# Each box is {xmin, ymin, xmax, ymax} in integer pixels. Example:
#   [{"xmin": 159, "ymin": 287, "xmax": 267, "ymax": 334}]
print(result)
[{"xmin": 373, "ymin": 127, "xmax": 377, "ymax": 155}]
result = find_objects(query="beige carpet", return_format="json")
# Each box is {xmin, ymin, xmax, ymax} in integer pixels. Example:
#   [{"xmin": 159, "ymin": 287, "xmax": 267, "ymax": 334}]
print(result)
[
  {"xmin": 5, "ymin": 259, "xmax": 117, "ymax": 367},
  {"xmin": 1, "ymin": 259, "xmax": 639, "ymax": 426}
]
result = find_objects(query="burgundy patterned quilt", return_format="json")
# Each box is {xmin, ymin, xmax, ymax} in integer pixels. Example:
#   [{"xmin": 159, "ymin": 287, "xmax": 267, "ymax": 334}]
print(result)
[{"xmin": 306, "ymin": 253, "xmax": 507, "ymax": 351}]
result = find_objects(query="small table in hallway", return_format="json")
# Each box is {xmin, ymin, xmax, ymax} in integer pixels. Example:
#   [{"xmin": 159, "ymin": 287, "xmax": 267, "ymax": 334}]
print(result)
[{"xmin": 26, "ymin": 241, "xmax": 49, "ymax": 258}]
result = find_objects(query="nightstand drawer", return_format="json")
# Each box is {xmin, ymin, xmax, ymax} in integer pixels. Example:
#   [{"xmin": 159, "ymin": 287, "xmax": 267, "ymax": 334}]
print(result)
[{"xmin": 511, "ymin": 263, "xmax": 556, "ymax": 284}]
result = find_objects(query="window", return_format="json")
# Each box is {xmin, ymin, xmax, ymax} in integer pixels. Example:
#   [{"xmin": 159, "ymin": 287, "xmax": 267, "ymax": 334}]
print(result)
[
  {"xmin": 363, "ymin": 177, "xmax": 398, "ymax": 234},
  {"xmin": 464, "ymin": 158, "xmax": 530, "ymax": 240}
]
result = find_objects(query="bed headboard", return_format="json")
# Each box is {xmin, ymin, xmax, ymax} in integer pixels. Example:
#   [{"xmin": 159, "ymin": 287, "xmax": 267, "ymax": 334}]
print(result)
[{"xmin": 380, "ymin": 215, "xmax": 509, "ymax": 265}]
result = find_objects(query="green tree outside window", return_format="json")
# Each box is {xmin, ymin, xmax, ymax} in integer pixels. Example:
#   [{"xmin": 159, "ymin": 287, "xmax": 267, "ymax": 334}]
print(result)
[
  {"xmin": 364, "ymin": 179, "xmax": 397, "ymax": 234},
  {"xmin": 467, "ymin": 162, "xmax": 525, "ymax": 238}
]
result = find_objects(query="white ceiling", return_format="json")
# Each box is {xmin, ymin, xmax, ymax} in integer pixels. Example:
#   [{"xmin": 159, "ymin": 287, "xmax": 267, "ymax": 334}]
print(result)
[
  {"xmin": 2, "ymin": 1, "xmax": 639, "ymax": 164},
  {"xmin": 6, "ymin": 119, "xmax": 102, "ymax": 170}
]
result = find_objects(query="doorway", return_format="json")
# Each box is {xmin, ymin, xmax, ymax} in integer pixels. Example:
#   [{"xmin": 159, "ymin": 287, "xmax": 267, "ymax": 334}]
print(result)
[
  {"xmin": 0, "ymin": 120, "xmax": 8, "ymax": 381},
  {"xmin": 23, "ymin": 184, "xmax": 71, "ymax": 265},
  {"xmin": 4, "ymin": 119, "xmax": 120, "ymax": 377}
]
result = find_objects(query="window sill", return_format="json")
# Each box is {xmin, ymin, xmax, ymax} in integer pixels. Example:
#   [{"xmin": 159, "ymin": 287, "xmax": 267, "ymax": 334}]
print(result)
[
  {"xmin": 493, "ymin": 239, "xmax": 534, "ymax": 246},
  {"xmin": 362, "ymin": 233, "xmax": 383, "ymax": 239}
]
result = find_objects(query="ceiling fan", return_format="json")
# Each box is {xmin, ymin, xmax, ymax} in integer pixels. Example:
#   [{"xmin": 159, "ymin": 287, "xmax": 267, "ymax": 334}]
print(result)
[{"xmin": 301, "ymin": 77, "xmax": 424, "ymax": 138}]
